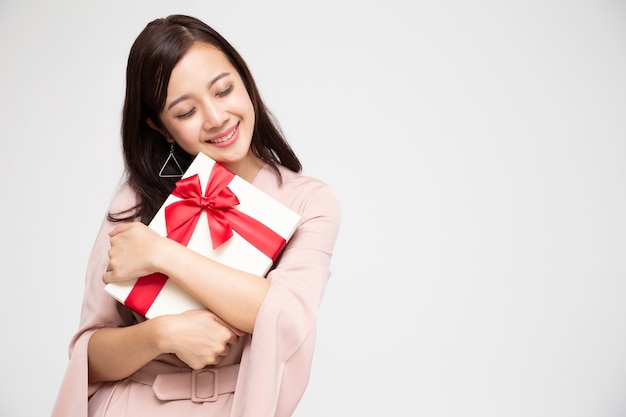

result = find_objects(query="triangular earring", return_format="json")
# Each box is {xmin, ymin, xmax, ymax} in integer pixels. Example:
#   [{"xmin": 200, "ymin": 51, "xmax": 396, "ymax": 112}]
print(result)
[{"xmin": 159, "ymin": 143, "xmax": 184, "ymax": 178}]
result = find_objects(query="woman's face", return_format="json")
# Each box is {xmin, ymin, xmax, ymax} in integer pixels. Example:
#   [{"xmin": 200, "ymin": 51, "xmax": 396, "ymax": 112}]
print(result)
[{"xmin": 155, "ymin": 42, "xmax": 258, "ymax": 178}]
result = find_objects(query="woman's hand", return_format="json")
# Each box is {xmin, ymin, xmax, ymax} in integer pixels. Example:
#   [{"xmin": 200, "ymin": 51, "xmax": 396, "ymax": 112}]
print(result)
[
  {"xmin": 104, "ymin": 221, "xmax": 169, "ymax": 283},
  {"xmin": 155, "ymin": 309, "xmax": 244, "ymax": 369}
]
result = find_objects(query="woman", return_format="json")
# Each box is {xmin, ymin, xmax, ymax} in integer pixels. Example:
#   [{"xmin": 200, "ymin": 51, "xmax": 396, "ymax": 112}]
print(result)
[{"xmin": 51, "ymin": 14, "xmax": 340, "ymax": 417}]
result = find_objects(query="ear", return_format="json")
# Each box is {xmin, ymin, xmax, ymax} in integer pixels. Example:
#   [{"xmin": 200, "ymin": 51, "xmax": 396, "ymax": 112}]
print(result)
[{"xmin": 147, "ymin": 118, "xmax": 175, "ymax": 143}]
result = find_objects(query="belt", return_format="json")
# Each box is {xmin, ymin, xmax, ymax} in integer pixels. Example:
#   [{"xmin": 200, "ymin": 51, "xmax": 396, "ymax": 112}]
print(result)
[{"xmin": 129, "ymin": 364, "xmax": 239, "ymax": 403}]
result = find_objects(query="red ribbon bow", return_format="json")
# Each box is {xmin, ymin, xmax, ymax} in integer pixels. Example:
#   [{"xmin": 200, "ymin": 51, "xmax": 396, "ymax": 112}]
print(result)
[{"xmin": 125, "ymin": 162, "xmax": 288, "ymax": 316}]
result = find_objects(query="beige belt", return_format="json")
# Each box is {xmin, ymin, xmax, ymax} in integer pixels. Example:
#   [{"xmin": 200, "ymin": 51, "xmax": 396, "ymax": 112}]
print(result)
[{"xmin": 129, "ymin": 364, "xmax": 239, "ymax": 403}]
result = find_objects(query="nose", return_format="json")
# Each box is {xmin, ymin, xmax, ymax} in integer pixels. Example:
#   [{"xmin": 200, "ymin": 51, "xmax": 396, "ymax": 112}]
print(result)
[{"xmin": 202, "ymin": 102, "xmax": 228, "ymax": 131}]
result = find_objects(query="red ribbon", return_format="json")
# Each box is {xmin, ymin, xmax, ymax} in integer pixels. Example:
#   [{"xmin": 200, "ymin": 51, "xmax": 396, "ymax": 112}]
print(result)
[{"xmin": 125, "ymin": 162, "xmax": 288, "ymax": 316}]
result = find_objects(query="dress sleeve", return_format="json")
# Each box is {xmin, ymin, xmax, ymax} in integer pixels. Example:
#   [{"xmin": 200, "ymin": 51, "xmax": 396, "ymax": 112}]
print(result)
[
  {"xmin": 231, "ymin": 181, "xmax": 341, "ymax": 417},
  {"xmin": 50, "ymin": 183, "xmax": 137, "ymax": 417}
]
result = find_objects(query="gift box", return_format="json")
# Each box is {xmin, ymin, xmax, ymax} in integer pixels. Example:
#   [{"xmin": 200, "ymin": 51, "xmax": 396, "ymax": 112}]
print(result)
[{"xmin": 104, "ymin": 152, "xmax": 301, "ymax": 319}]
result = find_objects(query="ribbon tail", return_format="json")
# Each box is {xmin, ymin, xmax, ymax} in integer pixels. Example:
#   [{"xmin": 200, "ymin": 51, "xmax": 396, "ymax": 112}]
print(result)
[
  {"xmin": 207, "ymin": 210, "xmax": 234, "ymax": 249},
  {"xmin": 165, "ymin": 202, "xmax": 203, "ymax": 247}
]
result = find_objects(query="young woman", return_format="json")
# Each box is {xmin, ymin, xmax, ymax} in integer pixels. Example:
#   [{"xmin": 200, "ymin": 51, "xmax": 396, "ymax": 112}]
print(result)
[{"xmin": 51, "ymin": 14, "xmax": 340, "ymax": 417}]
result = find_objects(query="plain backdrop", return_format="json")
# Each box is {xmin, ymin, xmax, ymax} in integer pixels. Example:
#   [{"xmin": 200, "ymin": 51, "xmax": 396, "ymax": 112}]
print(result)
[{"xmin": 1, "ymin": 1, "xmax": 625, "ymax": 416}]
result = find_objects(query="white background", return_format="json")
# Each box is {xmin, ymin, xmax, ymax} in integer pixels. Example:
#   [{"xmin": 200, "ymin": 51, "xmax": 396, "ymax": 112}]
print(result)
[{"xmin": 1, "ymin": 1, "xmax": 625, "ymax": 416}]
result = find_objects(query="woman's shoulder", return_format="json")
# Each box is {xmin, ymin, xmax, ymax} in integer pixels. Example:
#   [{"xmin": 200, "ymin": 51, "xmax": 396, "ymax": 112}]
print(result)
[
  {"xmin": 258, "ymin": 164, "xmax": 340, "ymax": 220},
  {"xmin": 278, "ymin": 164, "xmax": 331, "ymax": 190}
]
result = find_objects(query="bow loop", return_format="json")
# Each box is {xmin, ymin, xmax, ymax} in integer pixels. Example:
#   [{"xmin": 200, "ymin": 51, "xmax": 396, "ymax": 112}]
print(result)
[{"xmin": 167, "ymin": 166, "xmax": 239, "ymax": 249}]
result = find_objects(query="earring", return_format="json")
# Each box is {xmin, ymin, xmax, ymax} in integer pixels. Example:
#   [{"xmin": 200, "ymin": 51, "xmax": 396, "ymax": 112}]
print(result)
[{"xmin": 159, "ymin": 143, "xmax": 184, "ymax": 178}]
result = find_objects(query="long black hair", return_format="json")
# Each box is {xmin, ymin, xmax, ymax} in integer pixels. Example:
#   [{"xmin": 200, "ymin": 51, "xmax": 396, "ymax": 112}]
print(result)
[{"xmin": 110, "ymin": 14, "xmax": 301, "ymax": 223}]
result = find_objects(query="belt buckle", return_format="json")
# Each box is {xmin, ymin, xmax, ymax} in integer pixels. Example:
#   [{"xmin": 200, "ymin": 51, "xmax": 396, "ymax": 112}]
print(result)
[{"xmin": 191, "ymin": 368, "xmax": 219, "ymax": 403}]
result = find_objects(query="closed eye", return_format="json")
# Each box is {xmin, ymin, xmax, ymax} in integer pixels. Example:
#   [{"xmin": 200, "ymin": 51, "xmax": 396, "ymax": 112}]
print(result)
[
  {"xmin": 175, "ymin": 108, "xmax": 196, "ymax": 120},
  {"xmin": 217, "ymin": 84, "xmax": 233, "ymax": 97}
]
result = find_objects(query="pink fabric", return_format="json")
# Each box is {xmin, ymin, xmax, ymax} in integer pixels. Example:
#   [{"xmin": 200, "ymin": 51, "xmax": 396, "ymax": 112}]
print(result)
[{"xmin": 50, "ymin": 164, "xmax": 341, "ymax": 417}]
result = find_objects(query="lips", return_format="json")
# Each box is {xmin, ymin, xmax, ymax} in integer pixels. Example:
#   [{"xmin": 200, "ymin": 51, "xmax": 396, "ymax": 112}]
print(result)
[{"xmin": 207, "ymin": 123, "xmax": 239, "ymax": 145}]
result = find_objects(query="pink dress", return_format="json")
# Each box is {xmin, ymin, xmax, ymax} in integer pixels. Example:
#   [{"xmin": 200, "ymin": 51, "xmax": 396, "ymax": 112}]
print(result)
[{"xmin": 51, "ymin": 163, "xmax": 341, "ymax": 417}]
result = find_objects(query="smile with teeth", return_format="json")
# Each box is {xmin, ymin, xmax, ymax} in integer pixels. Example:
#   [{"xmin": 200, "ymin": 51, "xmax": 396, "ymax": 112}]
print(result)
[{"xmin": 208, "ymin": 125, "xmax": 237, "ymax": 144}]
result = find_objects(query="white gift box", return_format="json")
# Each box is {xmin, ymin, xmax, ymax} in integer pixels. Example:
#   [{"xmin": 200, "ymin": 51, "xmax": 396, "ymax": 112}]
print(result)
[{"xmin": 104, "ymin": 152, "xmax": 301, "ymax": 319}]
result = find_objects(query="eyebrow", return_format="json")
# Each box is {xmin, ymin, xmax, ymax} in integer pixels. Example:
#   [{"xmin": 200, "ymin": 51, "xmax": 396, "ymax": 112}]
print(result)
[{"xmin": 166, "ymin": 72, "xmax": 231, "ymax": 111}]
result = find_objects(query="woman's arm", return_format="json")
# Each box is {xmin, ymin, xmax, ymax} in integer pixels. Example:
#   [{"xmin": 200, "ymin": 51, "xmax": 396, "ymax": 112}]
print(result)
[
  {"xmin": 157, "ymin": 238, "xmax": 270, "ymax": 333},
  {"xmin": 88, "ymin": 309, "xmax": 240, "ymax": 383},
  {"xmin": 103, "ymin": 222, "xmax": 269, "ymax": 333}
]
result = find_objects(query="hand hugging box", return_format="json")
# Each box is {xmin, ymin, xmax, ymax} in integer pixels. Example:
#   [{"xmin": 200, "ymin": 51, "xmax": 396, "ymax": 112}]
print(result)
[{"xmin": 104, "ymin": 152, "xmax": 301, "ymax": 319}]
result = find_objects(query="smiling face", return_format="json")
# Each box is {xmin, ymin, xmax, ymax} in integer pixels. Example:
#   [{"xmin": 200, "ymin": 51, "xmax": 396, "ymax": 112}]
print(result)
[{"xmin": 154, "ymin": 42, "xmax": 261, "ymax": 180}]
